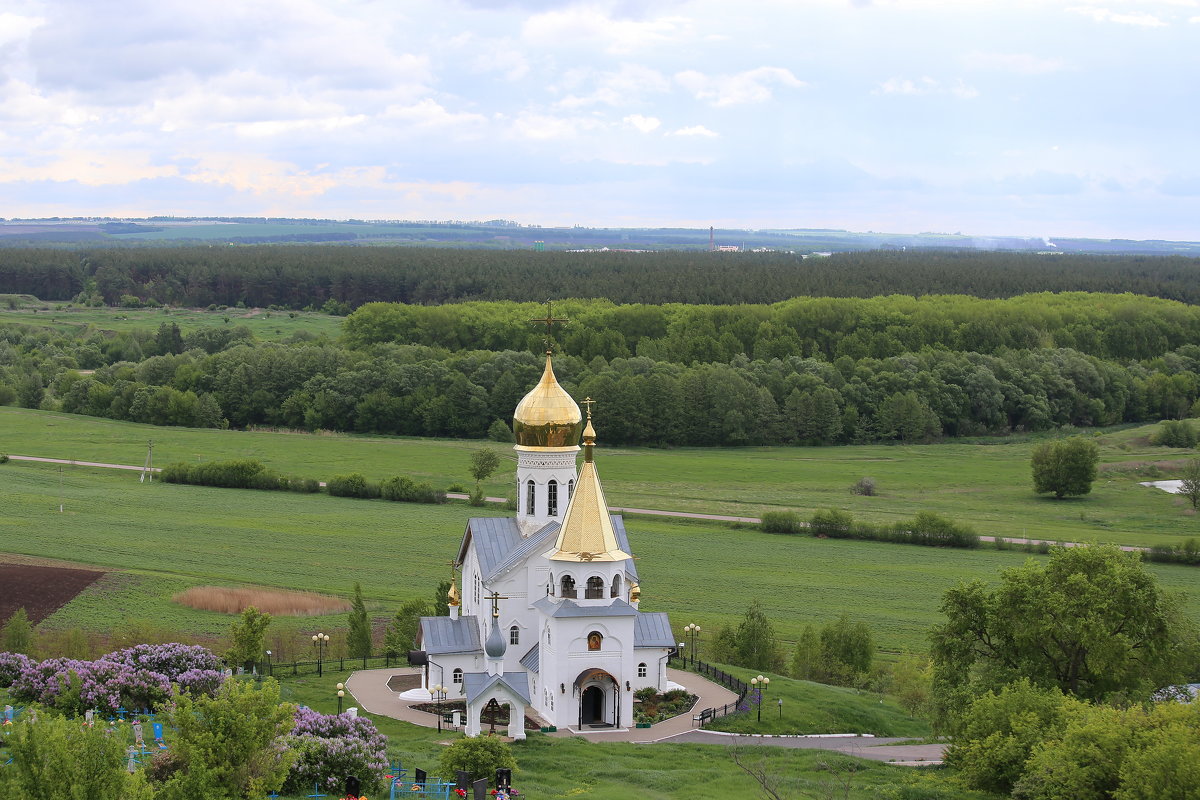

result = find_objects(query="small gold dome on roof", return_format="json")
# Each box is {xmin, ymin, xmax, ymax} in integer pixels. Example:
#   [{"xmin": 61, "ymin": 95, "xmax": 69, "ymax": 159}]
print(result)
[
  {"xmin": 513, "ymin": 354, "xmax": 583, "ymax": 448},
  {"xmin": 447, "ymin": 582, "xmax": 460, "ymax": 607}
]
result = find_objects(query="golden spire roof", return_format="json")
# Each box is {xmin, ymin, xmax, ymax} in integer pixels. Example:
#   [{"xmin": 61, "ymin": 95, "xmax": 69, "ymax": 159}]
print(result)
[
  {"xmin": 512, "ymin": 353, "xmax": 583, "ymax": 448},
  {"xmin": 548, "ymin": 406, "xmax": 630, "ymax": 563},
  {"xmin": 447, "ymin": 581, "xmax": 460, "ymax": 607}
]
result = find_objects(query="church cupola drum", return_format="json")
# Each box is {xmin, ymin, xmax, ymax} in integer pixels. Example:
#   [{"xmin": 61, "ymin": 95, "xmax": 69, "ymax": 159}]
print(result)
[{"xmin": 513, "ymin": 352, "xmax": 583, "ymax": 535}]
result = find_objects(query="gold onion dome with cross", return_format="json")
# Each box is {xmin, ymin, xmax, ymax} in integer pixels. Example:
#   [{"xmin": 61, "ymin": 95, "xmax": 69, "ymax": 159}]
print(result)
[{"xmin": 512, "ymin": 351, "xmax": 583, "ymax": 448}]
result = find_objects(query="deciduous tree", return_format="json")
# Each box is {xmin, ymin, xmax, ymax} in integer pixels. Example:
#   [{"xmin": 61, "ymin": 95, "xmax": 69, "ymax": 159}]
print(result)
[{"xmin": 1030, "ymin": 436, "xmax": 1099, "ymax": 498}]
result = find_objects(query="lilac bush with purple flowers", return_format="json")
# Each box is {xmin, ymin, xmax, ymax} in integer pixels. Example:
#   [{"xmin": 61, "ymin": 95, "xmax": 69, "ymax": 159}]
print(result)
[
  {"xmin": 2, "ymin": 644, "xmax": 223, "ymax": 714},
  {"xmin": 103, "ymin": 643, "xmax": 221, "ymax": 679},
  {"xmin": 0, "ymin": 651, "xmax": 33, "ymax": 687},
  {"xmin": 282, "ymin": 707, "xmax": 388, "ymax": 795},
  {"xmin": 175, "ymin": 668, "xmax": 224, "ymax": 697}
]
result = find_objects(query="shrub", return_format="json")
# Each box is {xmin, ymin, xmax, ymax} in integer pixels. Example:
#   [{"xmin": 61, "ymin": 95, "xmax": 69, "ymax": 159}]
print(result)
[
  {"xmin": 810, "ymin": 508, "xmax": 854, "ymax": 537},
  {"xmin": 851, "ymin": 477, "xmax": 877, "ymax": 496},
  {"xmin": 0, "ymin": 453, "xmax": 9, "ymax": 464},
  {"xmin": 1150, "ymin": 419, "xmax": 1197, "ymax": 448},
  {"xmin": 438, "ymin": 735, "xmax": 516, "ymax": 788},
  {"xmin": 283, "ymin": 708, "xmax": 388, "ymax": 796},
  {"xmin": 380, "ymin": 476, "xmax": 445, "ymax": 504},
  {"xmin": 488, "ymin": 418, "xmax": 514, "ymax": 442},
  {"xmin": 327, "ymin": 473, "xmax": 378, "ymax": 499},
  {"xmin": 760, "ymin": 510, "xmax": 803, "ymax": 533},
  {"xmin": 288, "ymin": 476, "xmax": 321, "ymax": 493},
  {"xmin": 447, "ymin": 483, "xmax": 467, "ymax": 493},
  {"xmin": 893, "ymin": 511, "xmax": 978, "ymax": 548},
  {"xmin": 0, "ymin": 651, "xmax": 33, "ymax": 686},
  {"xmin": 162, "ymin": 459, "xmax": 273, "ymax": 490},
  {"xmin": 634, "ymin": 686, "xmax": 657, "ymax": 702}
]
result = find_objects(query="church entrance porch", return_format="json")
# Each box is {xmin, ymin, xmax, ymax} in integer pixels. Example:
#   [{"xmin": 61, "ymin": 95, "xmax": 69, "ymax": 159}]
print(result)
[{"xmin": 574, "ymin": 668, "xmax": 621, "ymax": 730}]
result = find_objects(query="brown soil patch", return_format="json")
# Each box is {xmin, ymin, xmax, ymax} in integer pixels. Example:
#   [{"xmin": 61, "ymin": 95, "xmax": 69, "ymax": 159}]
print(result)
[
  {"xmin": 1100, "ymin": 459, "xmax": 1184, "ymax": 474},
  {"xmin": 0, "ymin": 563, "xmax": 104, "ymax": 625},
  {"xmin": 174, "ymin": 586, "xmax": 350, "ymax": 617}
]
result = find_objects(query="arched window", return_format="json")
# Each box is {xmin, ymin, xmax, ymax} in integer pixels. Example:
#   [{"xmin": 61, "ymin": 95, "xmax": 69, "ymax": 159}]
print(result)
[
  {"xmin": 560, "ymin": 575, "xmax": 576, "ymax": 599},
  {"xmin": 547, "ymin": 480, "xmax": 558, "ymax": 516},
  {"xmin": 452, "ymin": 668, "xmax": 463, "ymax": 684},
  {"xmin": 549, "ymin": 573, "xmax": 554, "ymax": 596},
  {"xmin": 586, "ymin": 576, "xmax": 604, "ymax": 599},
  {"xmin": 611, "ymin": 574, "xmax": 622, "ymax": 598},
  {"xmin": 526, "ymin": 480, "xmax": 536, "ymax": 515},
  {"xmin": 568, "ymin": 479, "xmax": 575, "ymax": 501},
  {"xmin": 509, "ymin": 625, "xmax": 520, "ymax": 645},
  {"xmin": 638, "ymin": 663, "xmax": 647, "ymax": 678},
  {"xmin": 587, "ymin": 631, "xmax": 603, "ymax": 651}
]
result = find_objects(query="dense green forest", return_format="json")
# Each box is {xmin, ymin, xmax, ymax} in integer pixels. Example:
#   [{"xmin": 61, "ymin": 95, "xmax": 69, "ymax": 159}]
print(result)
[
  {"xmin": 7, "ymin": 246, "xmax": 1200, "ymax": 306},
  {"xmin": 3, "ymin": 292, "xmax": 1200, "ymax": 446}
]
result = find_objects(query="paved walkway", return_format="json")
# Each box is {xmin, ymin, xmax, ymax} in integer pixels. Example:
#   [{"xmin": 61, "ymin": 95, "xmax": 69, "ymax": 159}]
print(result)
[{"xmin": 344, "ymin": 666, "xmax": 945, "ymax": 764}]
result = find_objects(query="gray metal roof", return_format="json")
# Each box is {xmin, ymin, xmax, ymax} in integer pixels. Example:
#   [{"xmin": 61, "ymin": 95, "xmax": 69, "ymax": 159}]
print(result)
[
  {"xmin": 486, "ymin": 522, "xmax": 560, "ymax": 582},
  {"xmin": 519, "ymin": 644, "xmax": 540, "ymax": 673},
  {"xmin": 462, "ymin": 671, "xmax": 532, "ymax": 705},
  {"xmin": 461, "ymin": 515, "xmax": 638, "ymax": 583},
  {"xmin": 634, "ymin": 611, "xmax": 675, "ymax": 648},
  {"xmin": 612, "ymin": 516, "xmax": 639, "ymax": 581},
  {"xmin": 418, "ymin": 616, "xmax": 481, "ymax": 655},
  {"xmin": 460, "ymin": 517, "xmax": 524, "ymax": 578},
  {"xmin": 532, "ymin": 596, "xmax": 639, "ymax": 618}
]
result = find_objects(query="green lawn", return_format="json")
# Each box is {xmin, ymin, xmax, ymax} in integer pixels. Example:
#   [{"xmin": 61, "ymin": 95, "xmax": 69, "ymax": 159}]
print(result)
[
  {"xmin": 5, "ymin": 459, "xmax": 1200, "ymax": 658},
  {"xmin": 3, "ymin": 407, "xmax": 1199, "ymax": 548},
  {"xmin": 0, "ymin": 305, "xmax": 344, "ymax": 341}
]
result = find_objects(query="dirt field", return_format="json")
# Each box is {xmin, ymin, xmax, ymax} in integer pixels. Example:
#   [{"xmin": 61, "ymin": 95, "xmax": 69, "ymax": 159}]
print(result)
[{"xmin": 0, "ymin": 563, "xmax": 104, "ymax": 625}]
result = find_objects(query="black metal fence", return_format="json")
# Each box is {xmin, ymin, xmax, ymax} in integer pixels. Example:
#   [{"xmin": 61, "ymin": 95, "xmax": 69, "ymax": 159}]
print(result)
[
  {"xmin": 668, "ymin": 654, "xmax": 750, "ymax": 726},
  {"xmin": 258, "ymin": 652, "xmax": 409, "ymax": 677}
]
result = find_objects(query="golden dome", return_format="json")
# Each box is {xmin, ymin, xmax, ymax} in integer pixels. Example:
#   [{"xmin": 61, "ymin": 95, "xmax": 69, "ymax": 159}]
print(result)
[{"xmin": 513, "ymin": 354, "xmax": 583, "ymax": 448}]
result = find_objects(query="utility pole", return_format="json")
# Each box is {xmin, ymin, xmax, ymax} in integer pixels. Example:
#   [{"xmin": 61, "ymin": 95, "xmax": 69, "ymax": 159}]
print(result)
[
  {"xmin": 140, "ymin": 440, "xmax": 154, "ymax": 483},
  {"xmin": 58, "ymin": 465, "xmax": 63, "ymax": 513}
]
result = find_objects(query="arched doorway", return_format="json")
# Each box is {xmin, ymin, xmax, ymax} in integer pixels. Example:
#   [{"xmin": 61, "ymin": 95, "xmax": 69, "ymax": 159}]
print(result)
[
  {"xmin": 581, "ymin": 686, "xmax": 604, "ymax": 725},
  {"xmin": 574, "ymin": 668, "xmax": 620, "ymax": 729}
]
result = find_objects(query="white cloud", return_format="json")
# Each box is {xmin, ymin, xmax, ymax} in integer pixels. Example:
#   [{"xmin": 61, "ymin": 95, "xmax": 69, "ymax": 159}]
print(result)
[
  {"xmin": 554, "ymin": 63, "xmax": 671, "ymax": 108},
  {"xmin": 874, "ymin": 76, "xmax": 978, "ymax": 99},
  {"xmin": 623, "ymin": 114, "xmax": 661, "ymax": 133},
  {"xmin": 0, "ymin": 151, "xmax": 178, "ymax": 186},
  {"xmin": 964, "ymin": 52, "xmax": 1066, "ymax": 75},
  {"xmin": 0, "ymin": 11, "xmax": 44, "ymax": 46},
  {"xmin": 522, "ymin": 6, "xmax": 694, "ymax": 55},
  {"xmin": 510, "ymin": 112, "xmax": 599, "ymax": 140},
  {"xmin": 1066, "ymin": 6, "xmax": 1168, "ymax": 26},
  {"xmin": 670, "ymin": 125, "xmax": 718, "ymax": 137},
  {"xmin": 675, "ymin": 66, "xmax": 806, "ymax": 107},
  {"xmin": 381, "ymin": 99, "xmax": 488, "ymax": 130}
]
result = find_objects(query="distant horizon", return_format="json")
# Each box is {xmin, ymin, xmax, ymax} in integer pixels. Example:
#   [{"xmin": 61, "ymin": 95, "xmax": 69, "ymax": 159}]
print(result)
[{"xmin": 0, "ymin": 214, "xmax": 1194, "ymax": 245}]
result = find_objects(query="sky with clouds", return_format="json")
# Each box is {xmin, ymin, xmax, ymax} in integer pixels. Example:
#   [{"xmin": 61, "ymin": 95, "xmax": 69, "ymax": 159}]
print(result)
[{"xmin": 1, "ymin": 0, "xmax": 1198, "ymax": 239}]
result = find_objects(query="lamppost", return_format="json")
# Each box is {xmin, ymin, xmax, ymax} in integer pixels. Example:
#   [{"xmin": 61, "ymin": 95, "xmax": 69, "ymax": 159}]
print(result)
[
  {"xmin": 750, "ymin": 675, "xmax": 770, "ymax": 723},
  {"xmin": 431, "ymin": 683, "xmax": 447, "ymax": 733},
  {"xmin": 684, "ymin": 623, "xmax": 701, "ymax": 666},
  {"xmin": 265, "ymin": 650, "xmax": 272, "ymax": 678},
  {"xmin": 311, "ymin": 632, "xmax": 330, "ymax": 677},
  {"xmin": 336, "ymin": 683, "xmax": 345, "ymax": 714}
]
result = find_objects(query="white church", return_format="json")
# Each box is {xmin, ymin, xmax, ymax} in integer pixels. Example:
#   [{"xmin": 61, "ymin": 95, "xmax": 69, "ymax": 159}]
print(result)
[{"xmin": 412, "ymin": 351, "xmax": 677, "ymax": 738}]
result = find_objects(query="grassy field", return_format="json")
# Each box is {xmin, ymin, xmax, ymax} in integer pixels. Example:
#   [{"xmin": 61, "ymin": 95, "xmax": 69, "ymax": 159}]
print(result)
[
  {"xmin": 5, "ymin": 458, "xmax": 1200, "ymax": 660},
  {"xmin": 3, "ymin": 406, "xmax": 1199, "ymax": 548},
  {"xmin": 0, "ymin": 304, "xmax": 344, "ymax": 341}
]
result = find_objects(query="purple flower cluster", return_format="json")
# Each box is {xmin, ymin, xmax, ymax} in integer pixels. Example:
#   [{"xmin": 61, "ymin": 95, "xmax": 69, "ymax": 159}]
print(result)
[
  {"xmin": 282, "ymin": 708, "xmax": 388, "ymax": 795},
  {"xmin": 103, "ymin": 643, "xmax": 221, "ymax": 680},
  {"xmin": 2, "ymin": 644, "xmax": 224, "ymax": 714},
  {"xmin": 0, "ymin": 651, "xmax": 33, "ymax": 687},
  {"xmin": 175, "ymin": 668, "xmax": 224, "ymax": 697}
]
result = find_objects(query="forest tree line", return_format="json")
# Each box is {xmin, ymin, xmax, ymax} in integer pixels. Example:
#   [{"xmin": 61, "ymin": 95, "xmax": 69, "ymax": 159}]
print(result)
[
  {"xmin": 7, "ymin": 245, "xmax": 1200, "ymax": 307},
  {"xmin": 4, "ymin": 300, "xmax": 1200, "ymax": 446}
]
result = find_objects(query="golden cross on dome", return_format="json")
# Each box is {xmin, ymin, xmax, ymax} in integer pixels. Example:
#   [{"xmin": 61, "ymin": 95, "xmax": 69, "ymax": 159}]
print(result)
[
  {"xmin": 530, "ymin": 299, "xmax": 569, "ymax": 352},
  {"xmin": 484, "ymin": 590, "xmax": 510, "ymax": 618},
  {"xmin": 581, "ymin": 396, "xmax": 595, "ymax": 420}
]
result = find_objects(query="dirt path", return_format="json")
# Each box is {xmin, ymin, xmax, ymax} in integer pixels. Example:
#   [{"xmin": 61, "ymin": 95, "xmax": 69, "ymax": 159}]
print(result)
[{"xmin": 345, "ymin": 666, "xmax": 943, "ymax": 762}]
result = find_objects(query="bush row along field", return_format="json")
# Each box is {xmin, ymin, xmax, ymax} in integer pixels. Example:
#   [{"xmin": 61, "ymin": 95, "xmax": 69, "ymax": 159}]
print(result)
[
  {"xmin": 3, "ymin": 406, "xmax": 1199, "ymax": 548},
  {"xmin": 5, "ymin": 460, "xmax": 1200, "ymax": 658}
]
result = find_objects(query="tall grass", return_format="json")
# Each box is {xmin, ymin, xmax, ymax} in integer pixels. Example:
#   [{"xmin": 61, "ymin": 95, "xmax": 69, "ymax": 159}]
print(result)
[{"xmin": 174, "ymin": 587, "xmax": 350, "ymax": 617}]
